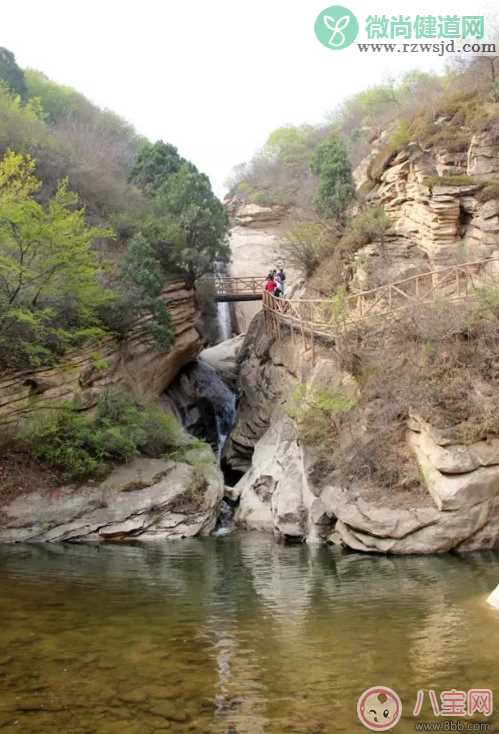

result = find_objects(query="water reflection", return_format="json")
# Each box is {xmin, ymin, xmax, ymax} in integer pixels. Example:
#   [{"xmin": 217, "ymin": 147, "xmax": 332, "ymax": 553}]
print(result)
[{"xmin": 0, "ymin": 536, "xmax": 497, "ymax": 733}]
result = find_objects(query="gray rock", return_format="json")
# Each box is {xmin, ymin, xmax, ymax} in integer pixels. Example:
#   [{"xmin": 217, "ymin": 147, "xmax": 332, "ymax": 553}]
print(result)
[
  {"xmin": 0, "ymin": 457, "xmax": 224, "ymax": 543},
  {"xmin": 199, "ymin": 335, "xmax": 245, "ymax": 389}
]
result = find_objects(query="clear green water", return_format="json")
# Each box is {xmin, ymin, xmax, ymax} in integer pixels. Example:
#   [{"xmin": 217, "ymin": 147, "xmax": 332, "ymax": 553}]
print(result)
[{"xmin": 0, "ymin": 535, "xmax": 498, "ymax": 734}]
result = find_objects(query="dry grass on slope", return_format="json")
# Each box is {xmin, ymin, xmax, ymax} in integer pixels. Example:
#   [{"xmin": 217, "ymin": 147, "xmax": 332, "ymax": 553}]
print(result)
[{"xmin": 291, "ymin": 292, "xmax": 499, "ymax": 492}]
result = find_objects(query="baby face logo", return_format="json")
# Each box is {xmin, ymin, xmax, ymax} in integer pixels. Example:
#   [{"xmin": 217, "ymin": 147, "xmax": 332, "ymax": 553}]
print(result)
[
  {"xmin": 357, "ymin": 686, "xmax": 402, "ymax": 731},
  {"xmin": 314, "ymin": 5, "xmax": 359, "ymax": 50}
]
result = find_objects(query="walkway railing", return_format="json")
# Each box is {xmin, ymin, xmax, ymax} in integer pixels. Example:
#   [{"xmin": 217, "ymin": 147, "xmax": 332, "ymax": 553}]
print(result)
[
  {"xmin": 262, "ymin": 259, "xmax": 499, "ymax": 349},
  {"xmin": 212, "ymin": 276, "xmax": 266, "ymax": 301}
]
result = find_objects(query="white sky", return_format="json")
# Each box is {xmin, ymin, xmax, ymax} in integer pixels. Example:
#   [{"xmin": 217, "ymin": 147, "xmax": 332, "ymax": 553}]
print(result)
[{"xmin": 2, "ymin": 0, "xmax": 497, "ymax": 196}]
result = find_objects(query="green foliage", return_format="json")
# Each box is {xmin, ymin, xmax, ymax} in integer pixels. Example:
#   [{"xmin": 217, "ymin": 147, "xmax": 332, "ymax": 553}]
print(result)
[
  {"xmin": 264, "ymin": 126, "xmax": 312, "ymax": 166},
  {"xmin": 122, "ymin": 234, "xmax": 174, "ymax": 349},
  {"xmin": 388, "ymin": 120, "xmax": 411, "ymax": 151},
  {"xmin": 286, "ymin": 385, "xmax": 356, "ymax": 463},
  {"xmin": 24, "ymin": 68, "xmax": 91, "ymax": 124},
  {"xmin": 349, "ymin": 205, "xmax": 390, "ymax": 245},
  {"xmin": 474, "ymin": 283, "xmax": 499, "ymax": 314},
  {"xmin": 0, "ymin": 81, "xmax": 50, "ymax": 156},
  {"xmin": 0, "ymin": 54, "xmax": 229, "ymax": 371},
  {"xmin": 226, "ymin": 124, "xmax": 329, "ymax": 209},
  {"xmin": 310, "ymin": 133, "xmax": 355, "ymax": 221},
  {"xmin": 154, "ymin": 161, "xmax": 230, "ymax": 281},
  {"xmin": 129, "ymin": 141, "xmax": 182, "ymax": 193},
  {"xmin": 423, "ymin": 174, "xmax": 477, "ymax": 189},
  {"xmin": 130, "ymin": 142, "xmax": 230, "ymax": 283},
  {"xmin": 0, "ymin": 151, "xmax": 114, "ymax": 369},
  {"xmin": 20, "ymin": 391, "xmax": 182, "ymax": 482},
  {"xmin": 0, "ymin": 48, "xmax": 27, "ymax": 101},
  {"xmin": 323, "ymin": 286, "xmax": 348, "ymax": 325}
]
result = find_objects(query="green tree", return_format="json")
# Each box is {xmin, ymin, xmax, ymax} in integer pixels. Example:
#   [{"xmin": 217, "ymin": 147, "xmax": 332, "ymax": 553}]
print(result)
[
  {"xmin": 0, "ymin": 48, "xmax": 27, "ymax": 101},
  {"xmin": 310, "ymin": 134, "xmax": 355, "ymax": 221},
  {"xmin": 264, "ymin": 126, "xmax": 311, "ymax": 165},
  {"xmin": 24, "ymin": 68, "xmax": 91, "ymax": 123},
  {"xmin": 122, "ymin": 234, "xmax": 174, "ymax": 348},
  {"xmin": 0, "ymin": 151, "xmax": 113, "ymax": 368},
  {"xmin": 129, "ymin": 140, "xmax": 182, "ymax": 194},
  {"xmin": 130, "ymin": 141, "xmax": 230, "ymax": 283},
  {"xmin": 154, "ymin": 162, "xmax": 230, "ymax": 282}
]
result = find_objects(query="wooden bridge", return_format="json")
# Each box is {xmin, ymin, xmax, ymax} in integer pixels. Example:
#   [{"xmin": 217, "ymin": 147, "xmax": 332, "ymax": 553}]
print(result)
[
  {"xmin": 212, "ymin": 276, "xmax": 266, "ymax": 302},
  {"xmin": 262, "ymin": 259, "xmax": 499, "ymax": 355}
]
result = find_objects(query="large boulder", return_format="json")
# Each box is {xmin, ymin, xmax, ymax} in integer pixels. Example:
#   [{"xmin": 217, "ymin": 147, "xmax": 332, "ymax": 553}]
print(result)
[
  {"xmin": 0, "ymin": 456, "xmax": 224, "ymax": 543},
  {"xmin": 164, "ymin": 360, "xmax": 235, "ymax": 451},
  {"xmin": 199, "ymin": 335, "xmax": 245, "ymax": 389},
  {"xmin": 230, "ymin": 406, "xmax": 499, "ymax": 553}
]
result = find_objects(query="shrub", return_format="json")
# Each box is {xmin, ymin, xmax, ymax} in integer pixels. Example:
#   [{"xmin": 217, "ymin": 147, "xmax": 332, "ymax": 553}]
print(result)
[
  {"xmin": 388, "ymin": 119, "xmax": 412, "ymax": 151},
  {"xmin": 195, "ymin": 278, "xmax": 220, "ymax": 345},
  {"xmin": 306, "ymin": 206, "xmax": 390, "ymax": 296},
  {"xmin": 0, "ymin": 151, "xmax": 114, "ymax": 370},
  {"xmin": 286, "ymin": 385, "xmax": 356, "ymax": 463},
  {"xmin": 276, "ymin": 221, "xmax": 336, "ymax": 277},
  {"xmin": 18, "ymin": 390, "xmax": 183, "ymax": 482},
  {"xmin": 331, "ymin": 295, "xmax": 499, "ymax": 487}
]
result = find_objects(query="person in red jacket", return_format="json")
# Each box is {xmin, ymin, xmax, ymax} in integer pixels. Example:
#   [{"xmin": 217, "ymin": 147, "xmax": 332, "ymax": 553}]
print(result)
[{"xmin": 264, "ymin": 274, "xmax": 276, "ymax": 294}]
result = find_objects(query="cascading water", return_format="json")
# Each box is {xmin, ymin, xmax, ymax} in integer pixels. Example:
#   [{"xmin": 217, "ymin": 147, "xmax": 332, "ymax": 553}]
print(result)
[
  {"xmin": 215, "ymin": 262, "xmax": 233, "ymax": 341},
  {"xmin": 164, "ymin": 278, "xmax": 242, "ymax": 533},
  {"xmin": 164, "ymin": 359, "xmax": 238, "ymax": 535},
  {"xmin": 217, "ymin": 301, "xmax": 232, "ymax": 342}
]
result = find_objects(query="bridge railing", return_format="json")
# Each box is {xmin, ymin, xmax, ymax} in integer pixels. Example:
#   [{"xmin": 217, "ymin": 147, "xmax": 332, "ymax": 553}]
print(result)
[
  {"xmin": 263, "ymin": 259, "xmax": 499, "ymax": 341},
  {"xmin": 212, "ymin": 276, "xmax": 266, "ymax": 297}
]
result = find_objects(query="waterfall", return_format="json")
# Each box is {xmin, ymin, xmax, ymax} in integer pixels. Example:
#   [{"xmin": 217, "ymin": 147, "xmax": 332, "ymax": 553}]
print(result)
[
  {"xmin": 215, "ymin": 389, "xmax": 236, "ymax": 462},
  {"xmin": 164, "ymin": 361, "xmax": 236, "ymax": 459},
  {"xmin": 164, "ymin": 359, "xmax": 238, "ymax": 535},
  {"xmin": 215, "ymin": 262, "xmax": 232, "ymax": 341},
  {"xmin": 217, "ymin": 300, "xmax": 232, "ymax": 341}
]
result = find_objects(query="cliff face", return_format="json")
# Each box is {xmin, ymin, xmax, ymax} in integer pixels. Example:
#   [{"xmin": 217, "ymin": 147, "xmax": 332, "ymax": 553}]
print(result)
[
  {"xmin": 224, "ymin": 198, "xmax": 298, "ymax": 330},
  {"xmin": 225, "ymin": 118, "xmax": 499, "ymax": 554},
  {"xmin": 226, "ymin": 314, "xmax": 499, "ymax": 553},
  {"xmin": 0, "ymin": 281, "xmax": 202, "ymax": 424},
  {"xmin": 356, "ymin": 125, "xmax": 499, "ymax": 275}
]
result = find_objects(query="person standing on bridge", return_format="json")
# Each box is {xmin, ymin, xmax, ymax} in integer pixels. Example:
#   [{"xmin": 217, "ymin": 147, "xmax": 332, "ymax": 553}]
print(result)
[
  {"xmin": 274, "ymin": 271, "xmax": 283, "ymax": 298},
  {"xmin": 277, "ymin": 268, "xmax": 286, "ymax": 292},
  {"xmin": 265, "ymin": 274, "xmax": 277, "ymax": 296}
]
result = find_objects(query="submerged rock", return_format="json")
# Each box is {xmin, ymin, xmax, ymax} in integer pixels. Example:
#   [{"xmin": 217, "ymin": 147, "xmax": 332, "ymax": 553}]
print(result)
[{"xmin": 0, "ymin": 456, "xmax": 224, "ymax": 543}]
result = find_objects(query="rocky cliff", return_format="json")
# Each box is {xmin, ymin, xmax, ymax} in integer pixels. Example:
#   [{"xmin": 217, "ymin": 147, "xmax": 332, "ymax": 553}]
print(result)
[
  {"xmin": 225, "ymin": 118, "xmax": 499, "ymax": 554},
  {"xmin": 0, "ymin": 281, "xmax": 202, "ymax": 424},
  {"xmin": 354, "ymin": 123, "xmax": 499, "ymax": 279},
  {"xmin": 224, "ymin": 198, "xmax": 298, "ymax": 330},
  {"xmin": 225, "ymin": 314, "xmax": 499, "ymax": 553}
]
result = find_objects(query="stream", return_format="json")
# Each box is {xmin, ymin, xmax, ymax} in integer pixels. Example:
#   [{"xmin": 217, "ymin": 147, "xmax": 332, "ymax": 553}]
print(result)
[{"xmin": 0, "ymin": 540, "xmax": 498, "ymax": 733}]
